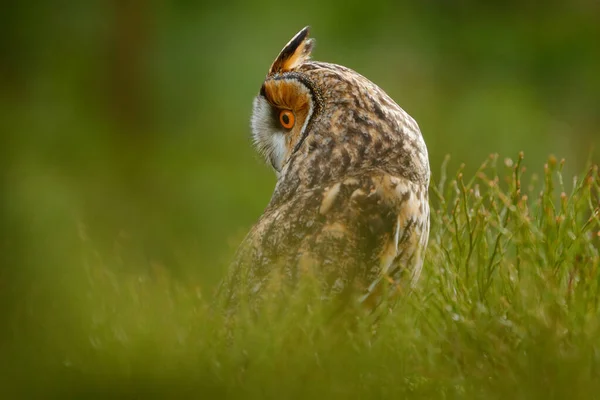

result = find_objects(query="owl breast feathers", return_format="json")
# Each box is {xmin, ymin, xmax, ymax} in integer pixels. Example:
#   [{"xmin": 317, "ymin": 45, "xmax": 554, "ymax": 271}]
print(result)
[{"xmin": 220, "ymin": 27, "xmax": 430, "ymax": 311}]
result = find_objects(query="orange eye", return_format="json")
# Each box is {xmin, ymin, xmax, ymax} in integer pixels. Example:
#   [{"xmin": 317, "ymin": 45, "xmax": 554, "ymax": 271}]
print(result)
[{"xmin": 279, "ymin": 110, "xmax": 295, "ymax": 129}]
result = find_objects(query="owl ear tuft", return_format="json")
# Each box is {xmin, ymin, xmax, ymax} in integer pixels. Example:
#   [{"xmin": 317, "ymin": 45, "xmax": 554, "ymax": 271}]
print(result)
[{"xmin": 269, "ymin": 26, "xmax": 314, "ymax": 75}]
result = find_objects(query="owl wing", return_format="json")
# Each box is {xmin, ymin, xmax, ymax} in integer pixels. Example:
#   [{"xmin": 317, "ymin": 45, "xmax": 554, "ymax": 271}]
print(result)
[{"xmin": 220, "ymin": 172, "xmax": 429, "ymax": 310}]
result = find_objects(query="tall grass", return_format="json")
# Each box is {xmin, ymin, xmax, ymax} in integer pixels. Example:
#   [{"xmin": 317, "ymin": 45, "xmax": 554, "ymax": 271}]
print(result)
[{"xmin": 5, "ymin": 154, "xmax": 600, "ymax": 399}]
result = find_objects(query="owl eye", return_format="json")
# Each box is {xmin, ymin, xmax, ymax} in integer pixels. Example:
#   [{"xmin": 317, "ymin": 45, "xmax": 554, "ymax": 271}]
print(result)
[{"xmin": 279, "ymin": 110, "xmax": 295, "ymax": 129}]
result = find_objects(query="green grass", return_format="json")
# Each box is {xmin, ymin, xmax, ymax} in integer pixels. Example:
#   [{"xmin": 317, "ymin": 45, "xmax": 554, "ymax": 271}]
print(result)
[{"xmin": 4, "ymin": 153, "xmax": 600, "ymax": 399}]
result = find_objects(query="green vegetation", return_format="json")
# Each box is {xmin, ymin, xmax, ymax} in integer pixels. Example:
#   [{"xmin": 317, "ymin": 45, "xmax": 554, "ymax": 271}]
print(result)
[{"xmin": 5, "ymin": 154, "xmax": 600, "ymax": 398}]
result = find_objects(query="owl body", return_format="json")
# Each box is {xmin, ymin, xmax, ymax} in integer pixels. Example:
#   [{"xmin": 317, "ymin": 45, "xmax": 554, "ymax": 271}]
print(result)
[{"xmin": 221, "ymin": 27, "xmax": 430, "ymax": 311}]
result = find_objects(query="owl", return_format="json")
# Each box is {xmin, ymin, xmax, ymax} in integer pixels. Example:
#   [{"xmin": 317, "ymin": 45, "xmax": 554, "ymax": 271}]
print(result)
[{"xmin": 220, "ymin": 27, "xmax": 430, "ymax": 313}]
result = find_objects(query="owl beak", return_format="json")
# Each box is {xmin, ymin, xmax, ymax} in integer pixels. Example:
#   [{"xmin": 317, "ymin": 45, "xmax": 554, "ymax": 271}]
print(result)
[{"xmin": 270, "ymin": 156, "xmax": 281, "ymax": 173}]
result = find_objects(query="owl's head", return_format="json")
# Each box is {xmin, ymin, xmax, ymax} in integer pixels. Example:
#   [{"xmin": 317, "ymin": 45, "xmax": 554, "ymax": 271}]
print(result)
[
  {"xmin": 251, "ymin": 27, "xmax": 318, "ymax": 174},
  {"xmin": 251, "ymin": 27, "xmax": 429, "ymax": 186}
]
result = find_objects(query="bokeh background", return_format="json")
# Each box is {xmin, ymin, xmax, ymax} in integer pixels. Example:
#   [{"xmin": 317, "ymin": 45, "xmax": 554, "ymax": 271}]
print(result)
[{"xmin": 1, "ymin": 0, "xmax": 599, "ymax": 385}]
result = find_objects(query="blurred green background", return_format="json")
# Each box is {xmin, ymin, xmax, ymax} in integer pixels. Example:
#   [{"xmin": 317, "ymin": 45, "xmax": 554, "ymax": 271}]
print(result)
[{"xmin": 1, "ymin": 0, "xmax": 599, "ymax": 367}]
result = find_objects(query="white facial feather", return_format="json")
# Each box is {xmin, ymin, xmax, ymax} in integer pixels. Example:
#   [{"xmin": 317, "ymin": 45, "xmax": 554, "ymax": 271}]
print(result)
[{"xmin": 251, "ymin": 96, "xmax": 287, "ymax": 173}]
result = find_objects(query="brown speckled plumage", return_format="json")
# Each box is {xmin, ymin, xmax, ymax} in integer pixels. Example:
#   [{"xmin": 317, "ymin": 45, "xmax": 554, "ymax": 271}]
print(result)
[{"xmin": 220, "ymin": 27, "xmax": 430, "ymax": 312}]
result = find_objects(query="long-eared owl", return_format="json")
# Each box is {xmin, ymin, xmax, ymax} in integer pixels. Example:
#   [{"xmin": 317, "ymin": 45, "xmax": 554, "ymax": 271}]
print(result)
[{"xmin": 220, "ymin": 27, "xmax": 430, "ymax": 312}]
